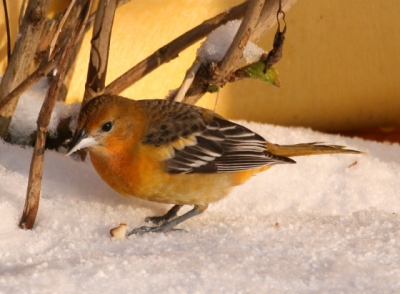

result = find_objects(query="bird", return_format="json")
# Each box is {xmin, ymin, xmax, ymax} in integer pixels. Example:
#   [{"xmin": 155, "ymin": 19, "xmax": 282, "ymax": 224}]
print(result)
[{"xmin": 67, "ymin": 94, "xmax": 361, "ymax": 235}]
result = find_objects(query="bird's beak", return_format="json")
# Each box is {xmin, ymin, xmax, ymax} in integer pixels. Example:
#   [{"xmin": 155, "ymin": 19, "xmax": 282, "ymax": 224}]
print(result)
[{"xmin": 66, "ymin": 129, "xmax": 99, "ymax": 156}]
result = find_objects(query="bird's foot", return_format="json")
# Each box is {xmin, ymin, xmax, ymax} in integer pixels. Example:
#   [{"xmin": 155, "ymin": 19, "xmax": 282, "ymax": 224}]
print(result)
[
  {"xmin": 128, "ymin": 225, "xmax": 186, "ymax": 235},
  {"xmin": 144, "ymin": 205, "xmax": 182, "ymax": 225},
  {"xmin": 129, "ymin": 206, "xmax": 204, "ymax": 235},
  {"xmin": 144, "ymin": 216, "xmax": 169, "ymax": 225}
]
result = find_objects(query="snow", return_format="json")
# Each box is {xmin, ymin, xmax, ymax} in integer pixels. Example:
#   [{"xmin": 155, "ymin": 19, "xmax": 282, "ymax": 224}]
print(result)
[
  {"xmin": 197, "ymin": 20, "xmax": 265, "ymax": 64},
  {"xmin": 8, "ymin": 78, "xmax": 81, "ymax": 145},
  {"xmin": 1, "ymin": 84, "xmax": 400, "ymax": 293}
]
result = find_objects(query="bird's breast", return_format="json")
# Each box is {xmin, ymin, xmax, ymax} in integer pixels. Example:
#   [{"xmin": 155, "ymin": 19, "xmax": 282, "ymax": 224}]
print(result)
[{"xmin": 89, "ymin": 144, "xmax": 266, "ymax": 206}]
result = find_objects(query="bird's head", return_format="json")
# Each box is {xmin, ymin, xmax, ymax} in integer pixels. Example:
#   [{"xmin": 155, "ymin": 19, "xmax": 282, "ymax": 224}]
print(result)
[{"xmin": 67, "ymin": 95, "xmax": 142, "ymax": 157}]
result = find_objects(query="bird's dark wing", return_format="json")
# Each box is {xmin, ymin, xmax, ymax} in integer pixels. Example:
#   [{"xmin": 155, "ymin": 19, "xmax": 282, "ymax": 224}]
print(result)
[
  {"xmin": 141, "ymin": 99, "xmax": 208, "ymax": 147},
  {"xmin": 140, "ymin": 99, "xmax": 295, "ymax": 174},
  {"xmin": 165, "ymin": 116, "xmax": 295, "ymax": 174}
]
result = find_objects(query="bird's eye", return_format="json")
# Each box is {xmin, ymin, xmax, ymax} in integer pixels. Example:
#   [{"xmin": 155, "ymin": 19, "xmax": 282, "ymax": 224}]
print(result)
[{"xmin": 101, "ymin": 121, "xmax": 113, "ymax": 132}]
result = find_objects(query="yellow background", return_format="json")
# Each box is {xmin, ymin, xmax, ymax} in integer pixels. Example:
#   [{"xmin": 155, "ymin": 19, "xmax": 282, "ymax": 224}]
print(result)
[{"xmin": 1, "ymin": 1, "xmax": 399, "ymax": 133}]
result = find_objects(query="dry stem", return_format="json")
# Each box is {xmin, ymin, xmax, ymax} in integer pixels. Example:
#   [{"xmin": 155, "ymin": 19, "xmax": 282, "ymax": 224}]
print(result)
[
  {"xmin": 181, "ymin": 0, "xmax": 295, "ymax": 105},
  {"xmin": 19, "ymin": 0, "xmax": 92, "ymax": 230},
  {"xmin": 2, "ymin": 0, "xmax": 12, "ymax": 62},
  {"xmin": 0, "ymin": 0, "xmax": 50, "ymax": 138},
  {"xmin": 83, "ymin": 0, "xmax": 117, "ymax": 103},
  {"xmin": 0, "ymin": 49, "xmax": 63, "ymax": 112},
  {"xmin": 252, "ymin": 0, "xmax": 296, "ymax": 42},
  {"xmin": 217, "ymin": 0, "xmax": 264, "ymax": 81}
]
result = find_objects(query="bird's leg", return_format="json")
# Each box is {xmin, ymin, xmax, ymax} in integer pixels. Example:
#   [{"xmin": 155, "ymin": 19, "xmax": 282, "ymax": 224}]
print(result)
[
  {"xmin": 128, "ymin": 205, "xmax": 207, "ymax": 235},
  {"xmin": 145, "ymin": 205, "xmax": 183, "ymax": 225}
]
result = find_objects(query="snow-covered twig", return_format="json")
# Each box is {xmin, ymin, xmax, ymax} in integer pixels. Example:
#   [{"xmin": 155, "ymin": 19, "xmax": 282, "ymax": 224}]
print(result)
[
  {"xmin": 180, "ymin": 0, "xmax": 296, "ymax": 105},
  {"xmin": 0, "ymin": 49, "xmax": 62, "ymax": 114},
  {"xmin": 217, "ymin": 0, "xmax": 264, "ymax": 81}
]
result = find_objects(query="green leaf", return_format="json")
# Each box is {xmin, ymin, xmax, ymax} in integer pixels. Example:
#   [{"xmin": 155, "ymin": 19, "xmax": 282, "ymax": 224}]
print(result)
[
  {"xmin": 207, "ymin": 84, "xmax": 220, "ymax": 93},
  {"xmin": 239, "ymin": 61, "xmax": 281, "ymax": 87}
]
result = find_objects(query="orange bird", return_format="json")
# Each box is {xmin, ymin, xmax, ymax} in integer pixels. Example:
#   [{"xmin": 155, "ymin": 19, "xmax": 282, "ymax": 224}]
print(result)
[{"xmin": 67, "ymin": 95, "xmax": 360, "ymax": 234}]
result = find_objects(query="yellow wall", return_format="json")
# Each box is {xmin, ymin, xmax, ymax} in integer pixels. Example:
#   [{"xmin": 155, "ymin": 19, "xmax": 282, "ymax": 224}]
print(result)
[
  {"xmin": 219, "ymin": 1, "xmax": 400, "ymax": 132},
  {"xmin": 1, "ymin": 1, "xmax": 400, "ymax": 132}
]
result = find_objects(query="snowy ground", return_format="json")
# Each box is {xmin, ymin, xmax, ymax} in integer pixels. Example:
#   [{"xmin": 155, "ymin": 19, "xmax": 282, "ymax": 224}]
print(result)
[{"xmin": 1, "ymin": 113, "xmax": 399, "ymax": 293}]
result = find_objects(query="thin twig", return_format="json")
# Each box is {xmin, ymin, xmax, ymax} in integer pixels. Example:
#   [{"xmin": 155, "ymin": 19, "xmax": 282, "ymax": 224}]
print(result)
[
  {"xmin": 2, "ymin": 0, "xmax": 11, "ymax": 62},
  {"xmin": 84, "ymin": 0, "xmax": 131, "ymax": 35},
  {"xmin": 0, "ymin": 0, "xmax": 50, "ymax": 138},
  {"xmin": 173, "ymin": 59, "xmax": 201, "ymax": 102},
  {"xmin": 19, "ymin": 0, "xmax": 92, "ymax": 230},
  {"xmin": 0, "ymin": 0, "xmax": 128, "ymax": 110},
  {"xmin": 181, "ymin": 0, "xmax": 295, "ymax": 105},
  {"xmin": 51, "ymin": 0, "xmax": 94, "ymax": 102},
  {"xmin": 217, "ymin": 0, "xmax": 265, "ymax": 80},
  {"xmin": 0, "ymin": 48, "xmax": 63, "ymax": 112},
  {"xmin": 251, "ymin": 0, "xmax": 296, "ymax": 42},
  {"xmin": 0, "ymin": 0, "xmax": 96, "ymax": 112},
  {"xmin": 84, "ymin": 0, "xmax": 117, "ymax": 103},
  {"xmin": 104, "ymin": 1, "xmax": 249, "ymax": 95},
  {"xmin": 48, "ymin": 0, "xmax": 77, "ymax": 59},
  {"xmin": 59, "ymin": 0, "xmax": 129, "ymax": 102},
  {"xmin": 263, "ymin": 0, "xmax": 286, "ymax": 72},
  {"xmin": 181, "ymin": 0, "xmax": 265, "ymax": 105},
  {"xmin": 19, "ymin": 0, "xmax": 27, "ymax": 28}
]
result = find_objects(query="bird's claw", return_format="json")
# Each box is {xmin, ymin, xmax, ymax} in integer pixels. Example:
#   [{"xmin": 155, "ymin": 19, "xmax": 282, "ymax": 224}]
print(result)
[
  {"xmin": 129, "ymin": 207, "xmax": 200, "ymax": 235},
  {"xmin": 128, "ymin": 225, "xmax": 187, "ymax": 235},
  {"xmin": 144, "ymin": 205, "xmax": 183, "ymax": 225},
  {"xmin": 144, "ymin": 216, "xmax": 167, "ymax": 225},
  {"xmin": 128, "ymin": 226, "xmax": 160, "ymax": 235}
]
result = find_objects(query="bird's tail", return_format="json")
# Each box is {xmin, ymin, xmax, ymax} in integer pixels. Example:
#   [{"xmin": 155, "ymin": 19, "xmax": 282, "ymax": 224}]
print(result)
[{"xmin": 266, "ymin": 142, "xmax": 362, "ymax": 158}]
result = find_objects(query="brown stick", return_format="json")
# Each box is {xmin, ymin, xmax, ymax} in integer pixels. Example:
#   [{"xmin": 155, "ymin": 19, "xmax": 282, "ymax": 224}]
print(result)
[
  {"xmin": 83, "ymin": 0, "xmax": 118, "ymax": 103},
  {"xmin": 104, "ymin": 1, "xmax": 249, "ymax": 95},
  {"xmin": 172, "ymin": 0, "xmax": 264, "ymax": 104},
  {"xmin": 2, "ymin": 0, "xmax": 12, "ymax": 62},
  {"xmin": 53, "ymin": 0, "xmax": 89, "ymax": 102},
  {"xmin": 182, "ymin": 0, "xmax": 295, "ymax": 105},
  {"xmin": 19, "ymin": 0, "xmax": 92, "ymax": 230},
  {"xmin": 47, "ymin": 0, "xmax": 77, "ymax": 59},
  {"xmin": 0, "ymin": 0, "xmax": 50, "ymax": 138},
  {"xmin": 252, "ymin": 0, "xmax": 296, "ymax": 42},
  {"xmin": 0, "ymin": 49, "xmax": 62, "ymax": 112},
  {"xmin": 217, "ymin": 0, "xmax": 265, "ymax": 80}
]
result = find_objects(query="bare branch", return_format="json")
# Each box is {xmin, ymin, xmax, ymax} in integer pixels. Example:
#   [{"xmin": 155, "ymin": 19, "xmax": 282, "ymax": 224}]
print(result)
[
  {"xmin": 0, "ymin": 0, "xmax": 50, "ymax": 138},
  {"xmin": 0, "ymin": 0, "xmax": 98, "ymax": 112},
  {"xmin": 19, "ymin": 0, "xmax": 92, "ymax": 230},
  {"xmin": 84, "ymin": 0, "xmax": 131, "ymax": 35},
  {"xmin": 251, "ymin": 0, "xmax": 296, "ymax": 42},
  {"xmin": 262, "ymin": 1, "xmax": 286, "ymax": 73},
  {"xmin": 173, "ymin": 59, "xmax": 201, "ymax": 102},
  {"xmin": 48, "ymin": 0, "xmax": 77, "ymax": 59},
  {"xmin": 180, "ymin": 0, "xmax": 296, "ymax": 105},
  {"xmin": 2, "ymin": 0, "xmax": 12, "ymax": 62},
  {"xmin": 217, "ymin": 0, "xmax": 265, "ymax": 80},
  {"xmin": 104, "ymin": 1, "xmax": 249, "ymax": 95},
  {"xmin": 19, "ymin": 0, "xmax": 28, "ymax": 28},
  {"xmin": 116, "ymin": 0, "xmax": 130, "ymax": 6},
  {"xmin": 52, "ymin": 0, "xmax": 95, "ymax": 102},
  {"xmin": 0, "ymin": 49, "xmax": 62, "ymax": 112},
  {"xmin": 83, "ymin": 0, "xmax": 117, "ymax": 103}
]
